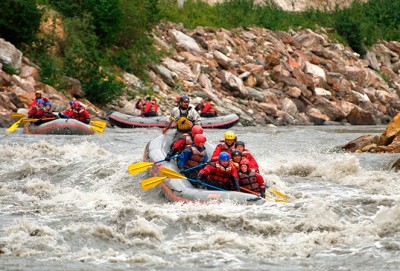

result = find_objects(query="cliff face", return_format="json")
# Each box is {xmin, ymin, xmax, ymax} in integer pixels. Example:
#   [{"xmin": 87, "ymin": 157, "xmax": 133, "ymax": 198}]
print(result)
[{"xmin": 178, "ymin": 0, "xmax": 368, "ymax": 11}]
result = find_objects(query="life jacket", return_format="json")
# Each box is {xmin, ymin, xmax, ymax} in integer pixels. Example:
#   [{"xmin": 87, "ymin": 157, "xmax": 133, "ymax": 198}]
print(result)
[
  {"xmin": 181, "ymin": 133, "xmax": 193, "ymax": 148},
  {"xmin": 185, "ymin": 146, "xmax": 207, "ymax": 168},
  {"xmin": 207, "ymin": 162, "xmax": 233, "ymax": 184},
  {"xmin": 42, "ymin": 108, "xmax": 54, "ymax": 118},
  {"xmin": 220, "ymin": 142, "xmax": 234, "ymax": 153},
  {"xmin": 148, "ymin": 103, "xmax": 157, "ymax": 114},
  {"xmin": 230, "ymin": 160, "xmax": 240, "ymax": 169},
  {"xmin": 239, "ymin": 170, "xmax": 261, "ymax": 192},
  {"xmin": 72, "ymin": 107, "xmax": 90, "ymax": 123}
]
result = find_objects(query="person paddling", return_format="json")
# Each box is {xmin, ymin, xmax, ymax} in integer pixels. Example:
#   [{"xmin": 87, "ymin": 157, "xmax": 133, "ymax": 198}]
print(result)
[
  {"xmin": 211, "ymin": 131, "xmax": 237, "ymax": 161},
  {"xmin": 178, "ymin": 134, "xmax": 208, "ymax": 181},
  {"xmin": 235, "ymin": 141, "xmax": 259, "ymax": 172},
  {"xmin": 29, "ymin": 90, "xmax": 49, "ymax": 110},
  {"xmin": 198, "ymin": 152, "xmax": 240, "ymax": 191},
  {"xmin": 144, "ymin": 97, "xmax": 159, "ymax": 117},
  {"xmin": 238, "ymin": 158, "xmax": 266, "ymax": 198},
  {"xmin": 165, "ymin": 125, "xmax": 204, "ymax": 161}
]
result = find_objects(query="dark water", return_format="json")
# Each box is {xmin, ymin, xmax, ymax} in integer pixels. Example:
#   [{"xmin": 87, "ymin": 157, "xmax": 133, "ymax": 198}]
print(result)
[{"xmin": 1, "ymin": 125, "xmax": 399, "ymax": 271}]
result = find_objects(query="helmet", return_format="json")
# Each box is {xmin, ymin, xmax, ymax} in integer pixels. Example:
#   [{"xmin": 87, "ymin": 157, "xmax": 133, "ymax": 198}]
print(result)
[
  {"xmin": 180, "ymin": 96, "xmax": 190, "ymax": 103},
  {"xmin": 35, "ymin": 90, "xmax": 42, "ymax": 95},
  {"xmin": 194, "ymin": 134, "xmax": 206, "ymax": 145},
  {"xmin": 191, "ymin": 125, "xmax": 203, "ymax": 137},
  {"xmin": 36, "ymin": 99, "xmax": 44, "ymax": 105},
  {"xmin": 235, "ymin": 141, "xmax": 245, "ymax": 148},
  {"xmin": 219, "ymin": 152, "xmax": 230, "ymax": 162},
  {"xmin": 240, "ymin": 158, "xmax": 250, "ymax": 166},
  {"xmin": 224, "ymin": 131, "xmax": 236, "ymax": 140},
  {"xmin": 176, "ymin": 96, "xmax": 181, "ymax": 102},
  {"xmin": 146, "ymin": 96, "xmax": 151, "ymax": 101},
  {"xmin": 73, "ymin": 101, "xmax": 81, "ymax": 108},
  {"xmin": 231, "ymin": 149, "xmax": 242, "ymax": 157},
  {"xmin": 69, "ymin": 100, "xmax": 75, "ymax": 105},
  {"xmin": 45, "ymin": 101, "xmax": 52, "ymax": 107}
]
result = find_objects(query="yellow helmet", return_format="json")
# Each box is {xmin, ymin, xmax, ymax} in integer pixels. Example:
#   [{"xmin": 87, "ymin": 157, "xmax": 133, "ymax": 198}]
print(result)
[{"xmin": 224, "ymin": 131, "xmax": 236, "ymax": 140}]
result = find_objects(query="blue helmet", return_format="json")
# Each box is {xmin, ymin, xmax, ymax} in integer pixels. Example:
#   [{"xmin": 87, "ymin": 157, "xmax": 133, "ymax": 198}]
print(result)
[
  {"xmin": 45, "ymin": 101, "xmax": 52, "ymax": 107},
  {"xmin": 69, "ymin": 100, "xmax": 75, "ymax": 105},
  {"xmin": 219, "ymin": 152, "xmax": 230, "ymax": 162},
  {"xmin": 37, "ymin": 99, "xmax": 44, "ymax": 105}
]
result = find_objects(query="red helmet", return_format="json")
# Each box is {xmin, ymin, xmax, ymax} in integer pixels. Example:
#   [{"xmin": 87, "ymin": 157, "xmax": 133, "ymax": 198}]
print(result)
[
  {"xmin": 73, "ymin": 101, "xmax": 80, "ymax": 108},
  {"xmin": 191, "ymin": 125, "xmax": 203, "ymax": 137},
  {"xmin": 240, "ymin": 158, "xmax": 250, "ymax": 166},
  {"xmin": 194, "ymin": 134, "xmax": 206, "ymax": 145}
]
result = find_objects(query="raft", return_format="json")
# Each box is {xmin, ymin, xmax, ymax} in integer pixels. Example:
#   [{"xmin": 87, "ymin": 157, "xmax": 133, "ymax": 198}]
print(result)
[
  {"xmin": 24, "ymin": 118, "xmax": 95, "ymax": 135},
  {"xmin": 107, "ymin": 111, "xmax": 240, "ymax": 129},
  {"xmin": 143, "ymin": 133, "xmax": 267, "ymax": 205}
]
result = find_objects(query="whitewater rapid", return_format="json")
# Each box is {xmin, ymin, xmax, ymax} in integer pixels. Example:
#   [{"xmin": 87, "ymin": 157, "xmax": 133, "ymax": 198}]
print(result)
[{"xmin": 0, "ymin": 125, "xmax": 399, "ymax": 270}]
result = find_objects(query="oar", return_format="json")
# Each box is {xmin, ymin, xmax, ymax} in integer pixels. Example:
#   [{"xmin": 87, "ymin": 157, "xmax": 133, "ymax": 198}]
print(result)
[
  {"xmin": 90, "ymin": 120, "xmax": 107, "ymax": 128},
  {"xmin": 127, "ymin": 155, "xmax": 179, "ymax": 175},
  {"xmin": 7, "ymin": 118, "xmax": 24, "ymax": 132},
  {"xmin": 141, "ymin": 176, "xmax": 168, "ymax": 190},
  {"xmin": 20, "ymin": 117, "xmax": 56, "ymax": 124},
  {"xmin": 12, "ymin": 113, "xmax": 27, "ymax": 118},
  {"xmin": 89, "ymin": 124, "xmax": 104, "ymax": 134},
  {"xmin": 240, "ymin": 186, "xmax": 286, "ymax": 203},
  {"xmin": 159, "ymin": 167, "xmax": 226, "ymax": 191},
  {"xmin": 182, "ymin": 162, "xmax": 208, "ymax": 172}
]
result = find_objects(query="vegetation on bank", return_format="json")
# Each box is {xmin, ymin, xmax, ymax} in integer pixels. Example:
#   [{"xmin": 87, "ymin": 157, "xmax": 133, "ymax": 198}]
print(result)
[{"xmin": 0, "ymin": 0, "xmax": 399, "ymax": 105}]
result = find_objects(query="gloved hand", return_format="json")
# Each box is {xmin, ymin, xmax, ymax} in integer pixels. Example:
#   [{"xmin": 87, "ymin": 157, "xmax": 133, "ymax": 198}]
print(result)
[
  {"xmin": 260, "ymin": 186, "xmax": 266, "ymax": 198},
  {"xmin": 198, "ymin": 173, "xmax": 205, "ymax": 181},
  {"xmin": 164, "ymin": 156, "xmax": 171, "ymax": 162}
]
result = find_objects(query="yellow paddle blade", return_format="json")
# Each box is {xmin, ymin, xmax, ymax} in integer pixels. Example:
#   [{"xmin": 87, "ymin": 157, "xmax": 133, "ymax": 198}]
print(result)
[
  {"xmin": 141, "ymin": 176, "xmax": 167, "ymax": 190},
  {"xmin": 90, "ymin": 120, "xmax": 107, "ymax": 128},
  {"xmin": 159, "ymin": 167, "xmax": 186, "ymax": 179},
  {"xmin": 127, "ymin": 161, "xmax": 155, "ymax": 175},
  {"xmin": 89, "ymin": 125, "xmax": 104, "ymax": 134},
  {"xmin": 20, "ymin": 118, "xmax": 40, "ymax": 124},
  {"xmin": 7, "ymin": 118, "xmax": 24, "ymax": 132},
  {"xmin": 268, "ymin": 187, "xmax": 288, "ymax": 200},
  {"xmin": 12, "ymin": 113, "xmax": 27, "ymax": 118}
]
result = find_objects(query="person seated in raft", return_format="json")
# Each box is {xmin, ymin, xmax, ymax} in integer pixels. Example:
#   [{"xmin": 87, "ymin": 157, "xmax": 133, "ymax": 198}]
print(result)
[
  {"xmin": 143, "ymin": 97, "xmax": 159, "ymax": 117},
  {"xmin": 28, "ymin": 99, "xmax": 45, "ymax": 118},
  {"xmin": 211, "ymin": 130, "xmax": 237, "ymax": 162},
  {"xmin": 230, "ymin": 149, "xmax": 243, "ymax": 170},
  {"xmin": 165, "ymin": 125, "xmax": 204, "ymax": 161},
  {"xmin": 162, "ymin": 95, "xmax": 202, "ymax": 142},
  {"xmin": 177, "ymin": 134, "xmax": 208, "ymax": 181},
  {"xmin": 42, "ymin": 101, "xmax": 55, "ymax": 118},
  {"xmin": 198, "ymin": 152, "xmax": 240, "ymax": 191},
  {"xmin": 29, "ymin": 90, "xmax": 49, "ymax": 110},
  {"xmin": 234, "ymin": 141, "xmax": 259, "ymax": 172},
  {"xmin": 65, "ymin": 101, "xmax": 91, "ymax": 124},
  {"xmin": 238, "ymin": 158, "xmax": 266, "ymax": 198},
  {"xmin": 195, "ymin": 97, "xmax": 218, "ymax": 118},
  {"xmin": 135, "ymin": 97, "xmax": 148, "ymax": 117}
]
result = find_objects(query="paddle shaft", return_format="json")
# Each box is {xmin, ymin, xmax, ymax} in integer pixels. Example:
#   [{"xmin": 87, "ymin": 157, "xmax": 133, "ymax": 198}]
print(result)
[
  {"xmin": 182, "ymin": 162, "xmax": 208, "ymax": 172},
  {"xmin": 186, "ymin": 177, "xmax": 226, "ymax": 191}
]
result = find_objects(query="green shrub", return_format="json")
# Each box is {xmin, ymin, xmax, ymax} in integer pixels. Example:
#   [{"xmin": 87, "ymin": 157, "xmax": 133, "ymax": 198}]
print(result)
[{"xmin": 0, "ymin": 0, "xmax": 42, "ymax": 46}]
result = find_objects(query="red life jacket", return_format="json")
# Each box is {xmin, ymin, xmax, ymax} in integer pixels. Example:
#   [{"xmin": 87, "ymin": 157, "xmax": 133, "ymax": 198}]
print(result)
[
  {"xmin": 239, "ymin": 170, "xmax": 261, "ymax": 192},
  {"xmin": 207, "ymin": 162, "xmax": 233, "ymax": 184},
  {"xmin": 72, "ymin": 108, "xmax": 90, "ymax": 123},
  {"xmin": 185, "ymin": 146, "xmax": 207, "ymax": 168}
]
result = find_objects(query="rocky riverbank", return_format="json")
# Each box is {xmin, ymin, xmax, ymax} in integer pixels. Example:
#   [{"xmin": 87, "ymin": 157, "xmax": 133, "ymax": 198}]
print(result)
[{"xmin": 1, "ymin": 21, "xmax": 400, "ymax": 127}]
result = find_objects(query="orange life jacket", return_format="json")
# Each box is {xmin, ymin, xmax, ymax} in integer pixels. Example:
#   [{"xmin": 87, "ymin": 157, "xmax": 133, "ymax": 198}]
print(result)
[{"xmin": 185, "ymin": 146, "xmax": 207, "ymax": 168}]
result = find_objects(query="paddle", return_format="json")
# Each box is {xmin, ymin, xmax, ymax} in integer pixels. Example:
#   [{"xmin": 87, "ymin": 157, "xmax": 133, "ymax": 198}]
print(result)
[
  {"xmin": 7, "ymin": 118, "xmax": 24, "ymax": 132},
  {"xmin": 12, "ymin": 113, "xmax": 28, "ymax": 118},
  {"xmin": 159, "ymin": 167, "xmax": 226, "ymax": 191},
  {"xmin": 90, "ymin": 120, "xmax": 107, "ymax": 128},
  {"xmin": 239, "ymin": 186, "xmax": 286, "ymax": 203},
  {"xmin": 89, "ymin": 124, "xmax": 104, "ymax": 134},
  {"xmin": 20, "ymin": 117, "xmax": 56, "ymax": 124},
  {"xmin": 127, "ymin": 155, "xmax": 179, "ymax": 175},
  {"xmin": 141, "ymin": 176, "xmax": 168, "ymax": 190},
  {"xmin": 182, "ymin": 162, "xmax": 208, "ymax": 172}
]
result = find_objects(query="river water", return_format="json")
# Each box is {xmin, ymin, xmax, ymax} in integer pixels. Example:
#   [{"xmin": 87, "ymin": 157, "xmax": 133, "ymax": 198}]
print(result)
[{"xmin": 1, "ymin": 125, "xmax": 399, "ymax": 271}]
